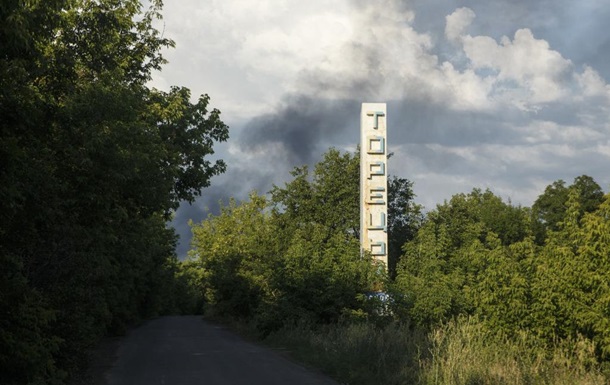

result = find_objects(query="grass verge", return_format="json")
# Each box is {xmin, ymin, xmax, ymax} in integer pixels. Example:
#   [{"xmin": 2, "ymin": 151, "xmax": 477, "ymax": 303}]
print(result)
[{"xmin": 263, "ymin": 316, "xmax": 607, "ymax": 385}]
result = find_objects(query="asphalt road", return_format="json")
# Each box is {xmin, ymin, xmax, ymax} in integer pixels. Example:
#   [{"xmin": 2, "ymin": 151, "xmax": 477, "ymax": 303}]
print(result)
[{"xmin": 98, "ymin": 316, "xmax": 338, "ymax": 385}]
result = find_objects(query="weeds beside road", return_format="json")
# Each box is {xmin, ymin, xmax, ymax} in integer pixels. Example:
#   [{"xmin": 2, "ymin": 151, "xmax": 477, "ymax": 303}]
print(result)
[{"xmin": 262, "ymin": 317, "xmax": 606, "ymax": 385}]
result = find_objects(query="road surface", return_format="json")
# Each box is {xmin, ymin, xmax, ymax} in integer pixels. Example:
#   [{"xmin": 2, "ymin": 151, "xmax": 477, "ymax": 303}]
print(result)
[{"xmin": 95, "ymin": 316, "xmax": 338, "ymax": 385}]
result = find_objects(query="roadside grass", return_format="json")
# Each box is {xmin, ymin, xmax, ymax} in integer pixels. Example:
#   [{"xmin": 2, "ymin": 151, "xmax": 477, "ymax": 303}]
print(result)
[
  {"xmin": 262, "ymin": 316, "xmax": 607, "ymax": 385},
  {"xmin": 421, "ymin": 317, "xmax": 606, "ymax": 385},
  {"xmin": 265, "ymin": 320, "xmax": 424, "ymax": 385}
]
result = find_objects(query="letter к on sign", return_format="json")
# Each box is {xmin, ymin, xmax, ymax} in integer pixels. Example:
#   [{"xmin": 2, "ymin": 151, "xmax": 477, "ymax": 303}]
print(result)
[{"xmin": 360, "ymin": 103, "xmax": 388, "ymax": 268}]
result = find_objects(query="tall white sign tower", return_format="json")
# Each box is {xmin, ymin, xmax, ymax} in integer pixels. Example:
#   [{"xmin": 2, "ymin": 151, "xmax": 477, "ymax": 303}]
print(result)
[{"xmin": 360, "ymin": 103, "xmax": 388, "ymax": 268}]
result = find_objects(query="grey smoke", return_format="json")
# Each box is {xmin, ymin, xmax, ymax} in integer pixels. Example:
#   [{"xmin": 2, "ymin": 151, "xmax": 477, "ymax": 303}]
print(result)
[{"xmin": 239, "ymin": 96, "xmax": 360, "ymax": 165}]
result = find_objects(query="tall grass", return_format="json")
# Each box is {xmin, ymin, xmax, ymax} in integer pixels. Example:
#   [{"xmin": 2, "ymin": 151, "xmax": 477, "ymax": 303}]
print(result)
[
  {"xmin": 422, "ymin": 317, "xmax": 605, "ymax": 385},
  {"xmin": 266, "ymin": 320, "xmax": 425, "ymax": 385},
  {"xmin": 264, "ymin": 316, "xmax": 607, "ymax": 385}
]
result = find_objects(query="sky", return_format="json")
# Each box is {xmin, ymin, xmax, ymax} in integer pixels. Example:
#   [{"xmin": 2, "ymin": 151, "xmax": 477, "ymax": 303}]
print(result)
[{"xmin": 148, "ymin": 0, "xmax": 610, "ymax": 257}]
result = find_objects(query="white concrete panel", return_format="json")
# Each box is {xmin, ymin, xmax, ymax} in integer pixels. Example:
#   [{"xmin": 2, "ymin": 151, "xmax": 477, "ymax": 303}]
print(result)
[{"xmin": 360, "ymin": 103, "xmax": 388, "ymax": 268}]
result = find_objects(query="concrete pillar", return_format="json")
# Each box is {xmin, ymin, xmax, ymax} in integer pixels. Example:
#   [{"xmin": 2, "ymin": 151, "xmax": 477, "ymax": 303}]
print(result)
[{"xmin": 360, "ymin": 103, "xmax": 388, "ymax": 268}]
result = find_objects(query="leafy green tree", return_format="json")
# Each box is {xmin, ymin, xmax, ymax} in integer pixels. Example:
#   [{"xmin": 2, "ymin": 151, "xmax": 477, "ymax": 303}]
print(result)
[
  {"xmin": 189, "ymin": 190, "xmax": 378, "ymax": 334},
  {"xmin": 471, "ymin": 235, "xmax": 534, "ymax": 333},
  {"xmin": 395, "ymin": 189, "xmax": 530, "ymax": 327},
  {"xmin": 189, "ymin": 149, "xmax": 394, "ymax": 334},
  {"xmin": 387, "ymin": 176, "xmax": 423, "ymax": 276},
  {"xmin": 474, "ymin": 189, "xmax": 530, "ymax": 245},
  {"xmin": 577, "ymin": 194, "xmax": 610, "ymax": 355},
  {"xmin": 258, "ymin": 222, "xmax": 377, "ymax": 333},
  {"xmin": 397, "ymin": 183, "xmax": 610, "ymax": 361},
  {"xmin": 270, "ymin": 148, "xmax": 420, "ymax": 274},
  {"xmin": 189, "ymin": 193, "xmax": 278, "ymax": 319},
  {"xmin": 532, "ymin": 175, "xmax": 604, "ymax": 244},
  {"xmin": 531, "ymin": 191, "xmax": 610, "ymax": 355},
  {"xmin": 1, "ymin": 1, "xmax": 228, "ymax": 382},
  {"xmin": 270, "ymin": 148, "xmax": 360, "ymax": 239},
  {"xmin": 571, "ymin": 175, "xmax": 605, "ymax": 214},
  {"xmin": 0, "ymin": 253, "xmax": 63, "ymax": 385}
]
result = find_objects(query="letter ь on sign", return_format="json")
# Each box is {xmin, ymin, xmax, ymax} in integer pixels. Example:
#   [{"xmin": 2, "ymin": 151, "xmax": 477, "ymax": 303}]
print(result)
[{"xmin": 360, "ymin": 103, "xmax": 388, "ymax": 268}]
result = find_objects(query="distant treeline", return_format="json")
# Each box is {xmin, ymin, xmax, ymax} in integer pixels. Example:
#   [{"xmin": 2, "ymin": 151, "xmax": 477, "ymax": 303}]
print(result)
[
  {"xmin": 1, "ymin": 1, "xmax": 227, "ymax": 384},
  {"xmin": 187, "ymin": 148, "xmax": 610, "ymax": 384}
]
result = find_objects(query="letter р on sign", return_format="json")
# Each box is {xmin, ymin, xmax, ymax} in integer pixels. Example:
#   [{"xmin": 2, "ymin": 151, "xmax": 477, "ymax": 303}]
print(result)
[{"xmin": 360, "ymin": 103, "xmax": 388, "ymax": 269}]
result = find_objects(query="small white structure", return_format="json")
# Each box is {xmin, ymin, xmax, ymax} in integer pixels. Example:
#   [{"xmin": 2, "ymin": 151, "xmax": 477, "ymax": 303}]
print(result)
[{"xmin": 360, "ymin": 103, "xmax": 388, "ymax": 268}]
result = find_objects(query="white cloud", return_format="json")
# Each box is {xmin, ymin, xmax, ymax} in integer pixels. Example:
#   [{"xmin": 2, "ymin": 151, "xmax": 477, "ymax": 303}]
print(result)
[
  {"xmin": 463, "ymin": 29, "xmax": 572, "ymax": 106},
  {"xmin": 445, "ymin": 7, "xmax": 475, "ymax": 43},
  {"xmin": 151, "ymin": 0, "xmax": 355, "ymax": 119},
  {"xmin": 439, "ymin": 62, "xmax": 494, "ymax": 110},
  {"xmin": 596, "ymin": 142, "xmax": 610, "ymax": 158},
  {"xmin": 516, "ymin": 120, "xmax": 605, "ymax": 144},
  {"xmin": 239, "ymin": 11, "xmax": 354, "ymax": 78},
  {"xmin": 441, "ymin": 8, "xmax": 596, "ymax": 111},
  {"xmin": 575, "ymin": 65, "xmax": 610, "ymax": 99}
]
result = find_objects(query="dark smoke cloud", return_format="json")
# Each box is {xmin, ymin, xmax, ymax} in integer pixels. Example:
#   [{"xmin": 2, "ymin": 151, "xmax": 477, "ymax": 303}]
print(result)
[{"xmin": 238, "ymin": 95, "xmax": 360, "ymax": 165}]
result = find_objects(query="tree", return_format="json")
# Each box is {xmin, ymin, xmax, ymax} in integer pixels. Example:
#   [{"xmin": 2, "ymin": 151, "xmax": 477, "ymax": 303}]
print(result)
[
  {"xmin": 395, "ymin": 188, "xmax": 530, "ymax": 327},
  {"xmin": 532, "ymin": 175, "xmax": 604, "ymax": 244},
  {"xmin": 190, "ymin": 149, "xmax": 394, "ymax": 334},
  {"xmin": 189, "ymin": 190, "xmax": 378, "ymax": 335},
  {"xmin": 572, "ymin": 175, "xmax": 605, "ymax": 215},
  {"xmin": 271, "ymin": 148, "xmax": 421, "ymax": 276},
  {"xmin": 0, "ymin": 1, "xmax": 228, "ymax": 382},
  {"xmin": 190, "ymin": 193, "xmax": 278, "ymax": 319},
  {"xmin": 531, "ymin": 190, "xmax": 610, "ymax": 355},
  {"xmin": 270, "ymin": 148, "xmax": 360, "ymax": 239},
  {"xmin": 387, "ymin": 176, "xmax": 423, "ymax": 276}
]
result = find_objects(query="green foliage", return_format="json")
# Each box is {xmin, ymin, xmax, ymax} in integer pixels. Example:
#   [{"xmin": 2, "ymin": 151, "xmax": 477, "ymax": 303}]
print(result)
[
  {"xmin": 189, "ymin": 194, "xmax": 379, "ymax": 335},
  {"xmin": 397, "ymin": 179, "xmax": 610, "ymax": 370},
  {"xmin": 396, "ymin": 189, "xmax": 530, "ymax": 327},
  {"xmin": 472, "ymin": 237, "xmax": 535, "ymax": 333},
  {"xmin": 189, "ymin": 149, "xmax": 391, "ymax": 335},
  {"xmin": 189, "ymin": 149, "xmax": 610, "ymax": 383},
  {"xmin": 257, "ymin": 224, "xmax": 376, "ymax": 332},
  {"xmin": 0, "ymin": 253, "xmax": 63, "ymax": 385},
  {"xmin": 190, "ymin": 193, "xmax": 278, "ymax": 320},
  {"xmin": 387, "ymin": 176, "xmax": 423, "ymax": 276},
  {"xmin": 270, "ymin": 148, "xmax": 361, "ymax": 238},
  {"xmin": 531, "ymin": 192, "xmax": 610, "ymax": 355},
  {"xmin": 532, "ymin": 175, "xmax": 604, "ymax": 244},
  {"xmin": 0, "ymin": 1, "xmax": 228, "ymax": 383}
]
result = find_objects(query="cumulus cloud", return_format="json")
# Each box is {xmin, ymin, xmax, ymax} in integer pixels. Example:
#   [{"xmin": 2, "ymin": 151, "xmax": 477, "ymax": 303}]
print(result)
[
  {"xmin": 576, "ymin": 65, "xmax": 610, "ymax": 100},
  {"xmin": 445, "ymin": 7, "xmax": 475, "ymax": 42},
  {"xmin": 463, "ymin": 29, "xmax": 572, "ymax": 106}
]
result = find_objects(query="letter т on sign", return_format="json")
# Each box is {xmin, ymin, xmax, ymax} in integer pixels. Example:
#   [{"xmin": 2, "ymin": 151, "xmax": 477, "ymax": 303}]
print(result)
[{"xmin": 360, "ymin": 103, "xmax": 388, "ymax": 269}]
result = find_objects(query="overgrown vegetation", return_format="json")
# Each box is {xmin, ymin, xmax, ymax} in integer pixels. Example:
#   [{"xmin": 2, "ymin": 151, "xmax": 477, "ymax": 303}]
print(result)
[
  {"xmin": 1, "ymin": 1, "xmax": 226, "ymax": 384},
  {"xmin": 188, "ymin": 147, "xmax": 609, "ymax": 384},
  {"xmin": 265, "ymin": 317, "xmax": 606, "ymax": 385}
]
